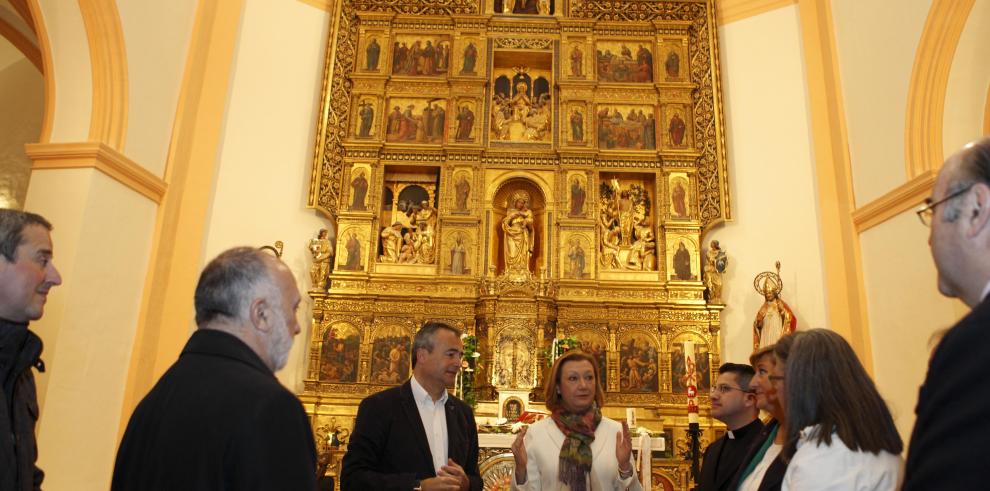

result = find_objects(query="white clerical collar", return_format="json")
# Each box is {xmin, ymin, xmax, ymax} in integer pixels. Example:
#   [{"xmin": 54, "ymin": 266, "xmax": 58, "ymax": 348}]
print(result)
[
  {"xmin": 982, "ymin": 279, "xmax": 990, "ymax": 303},
  {"xmin": 727, "ymin": 430, "xmax": 735, "ymax": 440},
  {"xmin": 410, "ymin": 374, "xmax": 447, "ymax": 405}
]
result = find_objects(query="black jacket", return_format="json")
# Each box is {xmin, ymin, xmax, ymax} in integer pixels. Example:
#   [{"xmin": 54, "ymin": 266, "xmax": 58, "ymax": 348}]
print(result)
[
  {"xmin": 696, "ymin": 418, "xmax": 764, "ymax": 491},
  {"xmin": 903, "ymin": 295, "xmax": 990, "ymax": 489},
  {"xmin": 0, "ymin": 320, "xmax": 43, "ymax": 491},
  {"xmin": 340, "ymin": 380, "xmax": 482, "ymax": 491},
  {"xmin": 111, "ymin": 329, "xmax": 317, "ymax": 491}
]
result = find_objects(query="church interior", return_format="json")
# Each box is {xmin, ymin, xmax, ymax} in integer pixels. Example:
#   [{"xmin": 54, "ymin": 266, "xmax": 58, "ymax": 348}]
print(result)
[{"xmin": 0, "ymin": 0, "xmax": 987, "ymax": 489}]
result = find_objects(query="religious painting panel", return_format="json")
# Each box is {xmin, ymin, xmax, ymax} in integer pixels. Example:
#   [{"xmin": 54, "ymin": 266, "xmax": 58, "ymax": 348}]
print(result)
[
  {"xmin": 569, "ymin": 329, "xmax": 607, "ymax": 378},
  {"xmin": 351, "ymin": 96, "xmax": 380, "ymax": 140},
  {"xmin": 490, "ymin": 52, "xmax": 553, "ymax": 144},
  {"xmin": 442, "ymin": 230, "xmax": 474, "ymax": 275},
  {"xmin": 566, "ymin": 171, "xmax": 589, "ymax": 217},
  {"xmin": 667, "ymin": 173, "xmax": 691, "ymax": 220},
  {"xmin": 494, "ymin": 323, "xmax": 536, "ymax": 388},
  {"xmin": 502, "ymin": 396, "xmax": 525, "ymax": 422},
  {"xmin": 598, "ymin": 174, "xmax": 657, "ymax": 272},
  {"xmin": 670, "ymin": 331, "xmax": 711, "ymax": 394},
  {"xmin": 347, "ymin": 164, "xmax": 372, "ymax": 212},
  {"xmin": 360, "ymin": 33, "xmax": 385, "ymax": 73},
  {"xmin": 384, "ymin": 98, "xmax": 448, "ymax": 144},
  {"xmin": 565, "ymin": 40, "xmax": 588, "ymax": 80},
  {"xmin": 337, "ymin": 226, "xmax": 368, "ymax": 272},
  {"xmin": 596, "ymin": 104, "xmax": 657, "ymax": 151},
  {"xmin": 455, "ymin": 36, "xmax": 484, "ymax": 76},
  {"xmin": 319, "ymin": 322, "xmax": 360, "ymax": 383},
  {"xmin": 379, "ymin": 173, "xmax": 439, "ymax": 266},
  {"xmin": 369, "ymin": 324, "xmax": 412, "ymax": 384},
  {"xmin": 491, "ymin": 178, "xmax": 546, "ymax": 278},
  {"xmin": 451, "ymin": 169, "xmax": 472, "ymax": 213},
  {"xmin": 563, "ymin": 102, "xmax": 589, "ymax": 147},
  {"xmin": 666, "ymin": 234, "xmax": 698, "ymax": 281},
  {"xmin": 618, "ymin": 330, "xmax": 660, "ymax": 393},
  {"xmin": 450, "ymin": 98, "xmax": 480, "ymax": 144},
  {"xmin": 390, "ymin": 34, "xmax": 452, "ymax": 77},
  {"xmin": 495, "ymin": 0, "xmax": 552, "ymax": 15},
  {"xmin": 658, "ymin": 38, "xmax": 688, "ymax": 82},
  {"xmin": 661, "ymin": 103, "xmax": 692, "ymax": 150},
  {"xmin": 595, "ymin": 41, "xmax": 654, "ymax": 83},
  {"xmin": 560, "ymin": 232, "xmax": 592, "ymax": 280}
]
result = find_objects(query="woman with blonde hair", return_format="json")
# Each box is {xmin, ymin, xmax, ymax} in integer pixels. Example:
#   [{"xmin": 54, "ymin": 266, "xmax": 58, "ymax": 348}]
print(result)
[
  {"xmin": 779, "ymin": 329, "xmax": 901, "ymax": 490},
  {"xmin": 511, "ymin": 350, "xmax": 640, "ymax": 490}
]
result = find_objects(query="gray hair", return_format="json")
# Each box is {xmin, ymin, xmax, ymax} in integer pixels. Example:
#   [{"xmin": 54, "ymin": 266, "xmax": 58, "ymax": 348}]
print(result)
[
  {"xmin": 943, "ymin": 137, "xmax": 990, "ymax": 222},
  {"xmin": 194, "ymin": 247, "xmax": 279, "ymax": 326},
  {"xmin": 412, "ymin": 321, "xmax": 461, "ymax": 368},
  {"xmin": 0, "ymin": 209, "xmax": 52, "ymax": 261}
]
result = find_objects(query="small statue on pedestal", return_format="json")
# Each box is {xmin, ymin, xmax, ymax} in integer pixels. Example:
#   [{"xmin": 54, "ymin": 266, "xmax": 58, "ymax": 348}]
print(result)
[
  {"xmin": 704, "ymin": 240, "xmax": 727, "ymax": 303},
  {"xmin": 309, "ymin": 229, "xmax": 334, "ymax": 290}
]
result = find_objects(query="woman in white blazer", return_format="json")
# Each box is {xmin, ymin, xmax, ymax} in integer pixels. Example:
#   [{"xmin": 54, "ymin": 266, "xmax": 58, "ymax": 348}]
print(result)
[{"xmin": 510, "ymin": 350, "xmax": 642, "ymax": 491}]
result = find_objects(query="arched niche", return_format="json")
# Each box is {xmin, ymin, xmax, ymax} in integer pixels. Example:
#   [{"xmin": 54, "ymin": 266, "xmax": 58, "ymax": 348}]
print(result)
[{"xmin": 490, "ymin": 177, "xmax": 547, "ymax": 276}]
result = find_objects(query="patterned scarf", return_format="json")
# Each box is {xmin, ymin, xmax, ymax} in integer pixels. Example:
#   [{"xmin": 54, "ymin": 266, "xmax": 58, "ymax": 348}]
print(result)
[{"xmin": 551, "ymin": 402, "xmax": 602, "ymax": 490}]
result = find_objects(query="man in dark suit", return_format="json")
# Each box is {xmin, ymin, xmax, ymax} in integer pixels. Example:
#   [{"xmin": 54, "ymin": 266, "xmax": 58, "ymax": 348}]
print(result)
[
  {"xmin": 695, "ymin": 363, "xmax": 763, "ymax": 491},
  {"xmin": 341, "ymin": 322, "xmax": 482, "ymax": 491},
  {"xmin": 903, "ymin": 137, "xmax": 990, "ymax": 490},
  {"xmin": 111, "ymin": 247, "xmax": 317, "ymax": 490}
]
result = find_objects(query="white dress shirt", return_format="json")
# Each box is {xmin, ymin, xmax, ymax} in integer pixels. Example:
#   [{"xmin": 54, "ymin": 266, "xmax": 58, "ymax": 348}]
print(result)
[
  {"xmin": 781, "ymin": 425, "xmax": 902, "ymax": 491},
  {"xmin": 410, "ymin": 374, "xmax": 449, "ymax": 473}
]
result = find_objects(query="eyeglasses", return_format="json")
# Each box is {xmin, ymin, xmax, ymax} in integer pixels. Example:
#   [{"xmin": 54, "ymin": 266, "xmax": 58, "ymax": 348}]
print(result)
[
  {"xmin": 710, "ymin": 384, "xmax": 752, "ymax": 395},
  {"xmin": 917, "ymin": 183, "xmax": 975, "ymax": 227}
]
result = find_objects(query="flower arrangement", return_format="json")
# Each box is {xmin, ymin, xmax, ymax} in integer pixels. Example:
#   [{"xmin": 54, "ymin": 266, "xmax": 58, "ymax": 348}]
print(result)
[
  {"xmin": 457, "ymin": 334, "xmax": 482, "ymax": 408},
  {"xmin": 543, "ymin": 336, "xmax": 581, "ymax": 368}
]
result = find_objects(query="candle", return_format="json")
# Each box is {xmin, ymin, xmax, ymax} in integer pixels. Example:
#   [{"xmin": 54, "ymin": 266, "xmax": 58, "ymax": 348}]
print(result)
[{"xmin": 626, "ymin": 408, "xmax": 637, "ymax": 429}]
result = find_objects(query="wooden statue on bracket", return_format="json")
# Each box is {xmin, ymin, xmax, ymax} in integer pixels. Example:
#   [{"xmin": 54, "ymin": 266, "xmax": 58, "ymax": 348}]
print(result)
[
  {"xmin": 502, "ymin": 190, "xmax": 535, "ymax": 277},
  {"xmin": 753, "ymin": 261, "xmax": 797, "ymax": 349}
]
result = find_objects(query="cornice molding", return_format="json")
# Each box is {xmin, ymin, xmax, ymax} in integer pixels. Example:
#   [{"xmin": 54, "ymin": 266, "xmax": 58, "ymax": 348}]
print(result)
[
  {"xmin": 852, "ymin": 170, "xmax": 936, "ymax": 233},
  {"xmin": 25, "ymin": 142, "xmax": 166, "ymax": 203},
  {"xmin": 0, "ymin": 10, "xmax": 40, "ymax": 71},
  {"xmin": 79, "ymin": 0, "xmax": 129, "ymax": 149},
  {"xmin": 904, "ymin": 0, "xmax": 975, "ymax": 178},
  {"xmin": 717, "ymin": 0, "xmax": 795, "ymax": 25}
]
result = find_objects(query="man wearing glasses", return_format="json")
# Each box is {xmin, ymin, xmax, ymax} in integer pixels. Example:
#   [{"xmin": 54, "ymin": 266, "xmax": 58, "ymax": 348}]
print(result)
[
  {"xmin": 904, "ymin": 137, "xmax": 990, "ymax": 490},
  {"xmin": 694, "ymin": 363, "xmax": 762, "ymax": 491}
]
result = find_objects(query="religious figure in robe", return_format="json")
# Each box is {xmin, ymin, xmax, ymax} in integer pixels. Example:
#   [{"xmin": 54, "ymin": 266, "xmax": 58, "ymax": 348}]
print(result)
[
  {"xmin": 665, "ymin": 49, "xmax": 680, "ymax": 78},
  {"xmin": 501, "ymin": 191, "xmax": 535, "ymax": 276},
  {"xmin": 673, "ymin": 241, "xmax": 692, "ymax": 280},
  {"xmin": 461, "ymin": 42, "xmax": 477, "ymax": 74},
  {"xmin": 455, "ymin": 105, "xmax": 474, "ymax": 141},
  {"xmin": 704, "ymin": 240, "xmax": 727, "ymax": 303},
  {"xmin": 669, "ymin": 112, "xmax": 686, "ymax": 147},
  {"xmin": 454, "ymin": 175, "xmax": 470, "ymax": 211},
  {"xmin": 569, "ymin": 177, "xmax": 585, "ymax": 216},
  {"xmin": 753, "ymin": 262, "xmax": 797, "ymax": 349},
  {"xmin": 672, "ymin": 181, "xmax": 687, "ymax": 217},
  {"xmin": 365, "ymin": 38, "xmax": 380, "ymax": 71},
  {"xmin": 350, "ymin": 170, "xmax": 368, "ymax": 211},
  {"xmin": 308, "ymin": 228, "xmax": 333, "ymax": 289},
  {"xmin": 341, "ymin": 233, "xmax": 362, "ymax": 271},
  {"xmin": 357, "ymin": 102, "xmax": 374, "ymax": 138},
  {"xmin": 618, "ymin": 190, "xmax": 635, "ymax": 246},
  {"xmin": 567, "ymin": 239, "xmax": 585, "ymax": 279},
  {"xmin": 379, "ymin": 223, "xmax": 403, "ymax": 263},
  {"xmin": 570, "ymin": 109, "xmax": 584, "ymax": 142},
  {"xmin": 450, "ymin": 237, "xmax": 466, "ymax": 274}
]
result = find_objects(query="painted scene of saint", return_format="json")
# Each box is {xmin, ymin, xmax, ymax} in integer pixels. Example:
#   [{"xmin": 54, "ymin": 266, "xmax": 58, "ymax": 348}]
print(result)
[
  {"xmin": 619, "ymin": 333, "xmax": 659, "ymax": 392},
  {"xmin": 447, "ymin": 233, "xmax": 470, "ymax": 275},
  {"xmin": 670, "ymin": 239, "xmax": 695, "ymax": 281},
  {"xmin": 564, "ymin": 235, "xmax": 590, "ymax": 279},
  {"xmin": 569, "ymin": 43, "xmax": 585, "ymax": 78},
  {"xmin": 596, "ymin": 42, "xmax": 654, "ymax": 83},
  {"xmin": 459, "ymin": 41, "xmax": 480, "ymax": 75},
  {"xmin": 661, "ymin": 42, "xmax": 685, "ymax": 81},
  {"xmin": 353, "ymin": 99, "xmax": 377, "ymax": 139},
  {"xmin": 363, "ymin": 37, "xmax": 382, "ymax": 71},
  {"xmin": 669, "ymin": 175, "xmax": 689, "ymax": 218},
  {"xmin": 384, "ymin": 98, "xmax": 447, "ymax": 144},
  {"xmin": 663, "ymin": 104, "xmax": 690, "ymax": 149},
  {"xmin": 338, "ymin": 230, "xmax": 364, "ymax": 271},
  {"xmin": 573, "ymin": 332, "xmax": 607, "ymax": 377},
  {"xmin": 597, "ymin": 104, "xmax": 657, "ymax": 151},
  {"xmin": 671, "ymin": 341, "xmax": 711, "ymax": 393},
  {"xmin": 370, "ymin": 333, "xmax": 411, "ymax": 384},
  {"xmin": 453, "ymin": 102, "xmax": 477, "ymax": 142},
  {"xmin": 567, "ymin": 106, "xmax": 586, "ymax": 144},
  {"xmin": 391, "ymin": 35, "xmax": 451, "ymax": 77},
  {"xmin": 319, "ymin": 324, "xmax": 360, "ymax": 382},
  {"xmin": 568, "ymin": 174, "xmax": 586, "ymax": 216}
]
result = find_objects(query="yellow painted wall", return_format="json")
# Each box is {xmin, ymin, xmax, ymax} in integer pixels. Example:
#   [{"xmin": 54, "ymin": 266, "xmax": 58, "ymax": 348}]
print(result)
[
  {"xmin": 714, "ymin": 5, "xmax": 829, "ymax": 366},
  {"xmin": 943, "ymin": 0, "xmax": 990, "ymax": 155},
  {"xmin": 37, "ymin": 1, "xmax": 92, "ymax": 142},
  {"xmin": 202, "ymin": 0, "xmax": 331, "ymax": 390}
]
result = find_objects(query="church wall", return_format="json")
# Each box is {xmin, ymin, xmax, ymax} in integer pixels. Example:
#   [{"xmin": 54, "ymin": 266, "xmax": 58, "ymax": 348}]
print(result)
[
  {"xmin": 116, "ymin": 0, "xmax": 198, "ymax": 174},
  {"xmin": 943, "ymin": 0, "xmax": 990, "ymax": 157},
  {"xmin": 830, "ymin": 0, "xmax": 930, "ymax": 205},
  {"xmin": 0, "ymin": 57, "xmax": 43, "ymax": 208},
  {"xmin": 36, "ymin": 1, "xmax": 92, "ymax": 143},
  {"xmin": 26, "ymin": 168, "xmax": 156, "ymax": 491},
  {"xmin": 202, "ymin": 0, "xmax": 331, "ymax": 391},
  {"xmin": 713, "ymin": 5, "xmax": 829, "ymax": 366}
]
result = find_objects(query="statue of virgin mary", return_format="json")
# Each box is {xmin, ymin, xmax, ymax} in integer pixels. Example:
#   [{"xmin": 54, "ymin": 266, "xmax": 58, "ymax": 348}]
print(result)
[{"xmin": 501, "ymin": 190, "xmax": 534, "ymax": 276}]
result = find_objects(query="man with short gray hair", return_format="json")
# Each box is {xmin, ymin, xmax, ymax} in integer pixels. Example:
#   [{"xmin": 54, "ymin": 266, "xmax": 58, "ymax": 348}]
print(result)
[
  {"xmin": 904, "ymin": 137, "xmax": 990, "ymax": 489},
  {"xmin": 112, "ymin": 247, "xmax": 317, "ymax": 490},
  {"xmin": 0, "ymin": 208, "xmax": 62, "ymax": 491}
]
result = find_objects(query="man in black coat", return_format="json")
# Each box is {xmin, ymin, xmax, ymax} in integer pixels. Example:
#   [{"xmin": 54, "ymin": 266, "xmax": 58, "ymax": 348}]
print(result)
[
  {"xmin": 111, "ymin": 247, "xmax": 317, "ymax": 490},
  {"xmin": 695, "ymin": 363, "xmax": 763, "ymax": 491},
  {"xmin": 0, "ymin": 209, "xmax": 63, "ymax": 491},
  {"xmin": 904, "ymin": 137, "xmax": 990, "ymax": 489},
  {"xmin": 341, "ymin": 322, "xmax": 482, "ymax": 491}
]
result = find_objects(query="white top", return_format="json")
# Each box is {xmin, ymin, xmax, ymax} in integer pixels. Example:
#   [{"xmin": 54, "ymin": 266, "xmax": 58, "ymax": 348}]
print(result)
[
  {"xmin": 410, "ymin": 374, "xmax": 449, "ymax": 473},
  {"xmin": 511, "ymin": 416, "xmax": 642, "ymax": 491},
  {"xmin": 737, "ymin": 442, "xmax": 782, "ymax": 491},
  {"xmin": 981, "ymin": 278, "xmax": 990, "ymax": 302},
  {"xmin": 781, "ymin": 425, "xmax": 902, "ymax": 491}
]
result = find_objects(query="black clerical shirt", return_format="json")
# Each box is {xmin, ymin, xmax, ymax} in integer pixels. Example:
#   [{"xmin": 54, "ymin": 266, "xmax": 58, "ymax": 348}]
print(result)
[{"xmin": 696, "ymin": 418, "xmax": 765, "ymax": 491}]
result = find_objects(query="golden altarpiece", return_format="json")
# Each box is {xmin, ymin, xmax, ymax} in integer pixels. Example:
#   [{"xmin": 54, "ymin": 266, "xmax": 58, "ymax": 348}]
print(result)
[{"xmin": 302, "ymin": 0, "xmax": 730, "ymax": 488}]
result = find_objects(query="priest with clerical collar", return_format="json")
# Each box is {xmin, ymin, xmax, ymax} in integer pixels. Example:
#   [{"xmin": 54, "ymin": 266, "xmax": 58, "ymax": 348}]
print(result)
[{"xmin": 695, "ymin": 363, "xmax": 764, "ymax": 491}]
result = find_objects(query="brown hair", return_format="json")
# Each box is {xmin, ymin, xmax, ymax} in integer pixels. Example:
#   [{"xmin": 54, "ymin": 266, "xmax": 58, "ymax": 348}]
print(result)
[
  {"xmin": 781, "ymin": 329, "xmax": 902, "ymax": 460},
  {"xmin": 748, "ymin": 344, "xmax": 775, "ymax": 367},
  {"xmin": 543, "ymin": 350, "xmax": 605, "ymax": 412}
]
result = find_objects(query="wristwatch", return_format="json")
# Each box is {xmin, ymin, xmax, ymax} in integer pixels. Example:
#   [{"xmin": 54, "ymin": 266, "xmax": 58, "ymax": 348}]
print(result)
[{"xmin": 413, "ymin": 480, "xmax": 422, "ymax": 491}]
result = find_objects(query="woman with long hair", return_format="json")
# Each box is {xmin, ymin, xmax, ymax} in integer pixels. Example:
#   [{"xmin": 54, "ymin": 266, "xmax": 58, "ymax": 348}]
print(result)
[
  {"xmin": 510, "ymin": 350, "xmax": 641, "ymax": 490},
  {"xmin": 733, "ymin": 333, "xmax": 799, "ymax": 491},
  {"xmin": 780, "ymin": 329, "xmax": 901, "ymax": 490}
]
